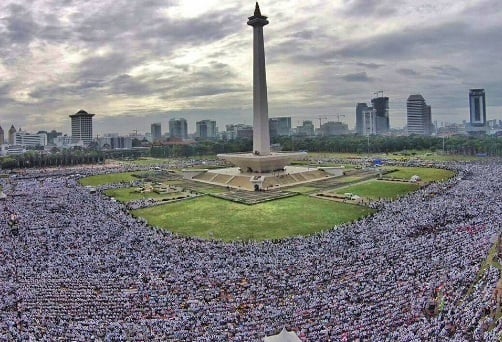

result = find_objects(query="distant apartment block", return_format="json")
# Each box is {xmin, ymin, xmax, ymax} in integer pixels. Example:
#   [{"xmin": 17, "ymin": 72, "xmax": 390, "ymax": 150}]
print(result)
[
  {"xmin": 97, "ymin": 134, "xmax": 133, "ymax": 149},
  {"xmin": 319, "ymin": 121, "xmax": 349, "ymax": 136},
  {"xmin": 407, "ymin": 94, "xmax": 432, "ymax": 136},
  {"xmin": 8, "ymin": 125, "xmax": 16, "ymax": 144},
  {"xmin": 269, "ymin": 117, "xmax": 291, "ymax": 137},
  {"xmin": 362, "ymin": 108, "xmax": 377, "ymax": 136},
  {"xmin": 151, "ymin": 123, "xmax": 162, "ymax": 142},
  {"xmin": 169, "ymin": 118, "xmax": 188, "ymax": 139},
  {"xmin": 195, "ymin": 120, "xmax": 217, "ymax": 139},
  {"xmin": 295, "ymin": 120, "xmax": 315, "ymax": 136},
  {"xmin": 356, "ymin": 103, "xmax": 370, "ymax": 135},
  {"xmin": 14, "ymin": 131, "xmax": 48, "ymax": 147}
]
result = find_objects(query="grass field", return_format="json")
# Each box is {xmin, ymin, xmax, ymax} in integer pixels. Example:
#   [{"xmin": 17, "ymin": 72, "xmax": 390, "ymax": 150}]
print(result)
[
  {"xmin": 384, "ymin": 167, "xmax": 455, "ymax": 182},
  {"xmin": 132, "ymin": 195, "xmax": 375, "ymax": 241},
  {"xmin": 335, "ymin": 180, "xmax": 420, "ymax": 200},
  {"xmin": 287, "ymin": 186, "xmax": 319, "ymax": 194},
  {"xmin": 104, "ymin": 188, "xmax": 190, "ymax": 203},
  {"xmin": 79, "ymin": 172, "xmax": 141, "ymax": 186}
]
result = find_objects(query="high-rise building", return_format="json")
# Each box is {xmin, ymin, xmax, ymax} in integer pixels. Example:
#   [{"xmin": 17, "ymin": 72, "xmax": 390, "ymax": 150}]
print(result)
[
  {"xmin": 469, "ymin": 89, "xmax": 486, "ymax": 127},
  {"xmin": 319, "ymin": 121, "xmax": 349, "ymax": 136},
  {"xmin": 195, "ymin": 120, "xmax": 217, "ymax": 139},
  {"xmin": 362, "ymin": 108, "xmax": 376, "ymax": 136},
  {"xmin": 8, "ymin": 125, "xmax": 16, "ymax": 145},
  {"xmin": 371, "ymin": 96, "xmax": 390, "ymax": 134},
  {"xmin": 69, "ymin": 109, "xmax": 95, "ymax": 145},
  {"xmin": 356, "ymin": 103, "xmax": 370, "ymax": 135},
  {"xmin": 407, "ymin": 94, "xmax": 432, "ymax": 136},
  {"xmin": 151, "ymin": 123, "xmax": 162, "ymax": 142},
  {"xmin": 0, "ymin": 125, "xmax": 4, "ymax": 144},
  {"xmin": 296, "ymin": 120, "xmax": 315, "ymax": 136},
  {"xmin": 169, "ymin": 118, "xmax": 188, "ymax": 139},
  {"xmin": 269, "ymin": 117, "xmax": 291, "ymax": 137}
]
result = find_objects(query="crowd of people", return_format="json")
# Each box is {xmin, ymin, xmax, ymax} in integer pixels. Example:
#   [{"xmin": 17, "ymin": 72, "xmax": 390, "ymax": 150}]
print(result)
[{"xmin": 0, "ymin": 160, "xmax": 501, "ymax": 340}]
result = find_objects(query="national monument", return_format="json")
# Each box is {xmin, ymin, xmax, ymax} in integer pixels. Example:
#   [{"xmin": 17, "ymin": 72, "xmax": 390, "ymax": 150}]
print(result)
[{"xmin": 185, "ymin": 3, "xmax": 340, "ymax": 190}]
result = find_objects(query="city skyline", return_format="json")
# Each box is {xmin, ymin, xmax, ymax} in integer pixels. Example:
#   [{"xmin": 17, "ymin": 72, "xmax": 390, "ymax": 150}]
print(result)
[{"xmin": 0, "ymin": 0, "xmax": 501, "ymax": 135}]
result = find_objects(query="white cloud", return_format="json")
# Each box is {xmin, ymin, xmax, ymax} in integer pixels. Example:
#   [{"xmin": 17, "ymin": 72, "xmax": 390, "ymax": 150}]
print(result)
[{"xmin": 0, "ymin": 0, "xmax": 500, "ymax": 134}]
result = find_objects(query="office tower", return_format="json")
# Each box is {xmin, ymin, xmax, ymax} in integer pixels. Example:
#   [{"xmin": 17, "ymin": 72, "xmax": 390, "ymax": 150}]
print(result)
[
  {"xmin": 69, "ymin": 109, "xmax": 95, "ymax": 145},
  {"xmin": 8, "ymin": 125, "xmax": 16, "ymax": 144},
  {"xmin": 151, "ymin": 123, "xmax": 162, "ymax": 142},
  {"xmin": 169, "ymin": 118, "xmax": 188, "ymax": 139},
  {"xmin": 195, "ymin": 120, "xmax": 217, "ymax": 139},
  {"xmin": 371, "ymin": 96, "xmax": 390, "ymax": 134},
  {"xmin": 469, "ymin": 89, "xmax": 486, "ymax": 127},
  {"xmin": 362, "ymin": 108, "xmax": 376, "ymax": 136},
  {"xmin": 356, "ymin": 103, "xmax": 370, "ymax": 135},
  {"xmin": 0, "ymin": 125, "xmax": 4, "ymax": 144},
  {"xmin": 269, "ymin": 117, "xmax": 291, "ymax": 137},
  {"xmin": 407, "ymin": 94, "xmax": 432, "ymax": 136}
]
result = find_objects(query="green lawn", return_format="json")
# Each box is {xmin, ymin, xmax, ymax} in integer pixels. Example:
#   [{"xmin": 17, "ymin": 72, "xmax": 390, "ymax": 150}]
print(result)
[
  {"xmin": 132, "ymin": 195, "xmax": 375, "ymax": 241},
  {"xmin": 384, "ymin": 167, "xmax": 455, "ymax": 182},
  {"xmin": 104, "ymin": 188, "xmax": 191, "ymax": 203},
  {"xmin": 335, "ymin": 180, "xmax": 420, "ymax": 200},
  {"xmin": 287, "ymin": 186, "xmax": 319, "ymax": 194},
  {"xmin": 79, "ymin": 172, "xmax": 140, "ymax": 187}
]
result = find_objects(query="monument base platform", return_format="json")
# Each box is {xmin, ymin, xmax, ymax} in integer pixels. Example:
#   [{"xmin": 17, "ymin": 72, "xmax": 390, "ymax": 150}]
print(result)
[
  {"xmin": 217, "ymin": 151, "xmax": 307, "ymax": 173},
  {"xmin": 185, "ymin": 165, "xmax": 334, "ymax": 191}
]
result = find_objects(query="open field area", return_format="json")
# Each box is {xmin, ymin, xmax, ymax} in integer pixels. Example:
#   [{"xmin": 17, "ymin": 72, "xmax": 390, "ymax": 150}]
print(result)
[
  {"xmin": 384, "ymin": 167, "xmax": 455, "ymax": 182},
  {"xmin": 79, "ymin": 163, "xmax": 452, "ymax": 240},
  {"xmin": 335, "ymin": 180, "xmax": 420, "ymax": 200},
  {"xmin": 132, "ymin": 195, "xmax": 375, "ymax": 241},
  {"xmin": 79, "ymin": 172, "xmax": 140, "ymax": 186},
  {"xmin": 306, "ymin": 152, "xmax": 483, "ymax": 162}
]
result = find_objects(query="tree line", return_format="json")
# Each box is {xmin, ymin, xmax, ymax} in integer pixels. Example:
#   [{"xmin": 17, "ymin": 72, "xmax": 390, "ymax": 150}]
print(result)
[{"xmin": 2, "ymin": 134, "xmax": 501, "ymax": 169}]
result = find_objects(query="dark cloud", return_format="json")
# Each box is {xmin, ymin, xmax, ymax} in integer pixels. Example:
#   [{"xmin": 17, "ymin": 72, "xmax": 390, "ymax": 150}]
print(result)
[
  {"xmin": 340, "ymin": 71, "xmax": 374, "ymax": 82},
  {"xmin": 107, "ymin": 74, "xmax": 154, "ymax": 96},
  {"xmin": 4, "ymin": 4, "xmax": 37, "ymax": 44},
  {"xmin": 356, "ymin": 62, "xmax": 384, "ymax": 69},
  {"xmin": 396, "ymin": 68, "xmax": 420, "ymax": 76},
  {"xmin": 430, "ymin": 65, "xmax": 462, "ymax": 77},
  {"xmin": 77, "ymin": 52, "xmax": 142, "ymax": 80},
  {"xmin": 289, "ymin": 30, "xmax": 315, "ymax": 40},
  {"xmin": 342, "ymin": 0, "xmax": 400, "ymax": 17},
  {"xmin": 334, "ymin": 21, "xmax": 502, "ymax": 63}
]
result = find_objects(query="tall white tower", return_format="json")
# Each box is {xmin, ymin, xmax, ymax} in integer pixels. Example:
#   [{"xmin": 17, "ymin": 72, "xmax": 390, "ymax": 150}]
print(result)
[{"xmin": 247, "ymin": 2, "xmax": 270, "ymax": 156}]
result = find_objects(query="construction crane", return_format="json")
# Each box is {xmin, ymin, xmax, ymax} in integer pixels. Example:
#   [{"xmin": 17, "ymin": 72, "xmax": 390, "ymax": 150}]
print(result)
[
  {"xmin": 317, "ymin": 114, "xmax": 345, "ymax": 125},
  {"xmin": 317, "ymin": 116, "xmax": 328, "ymax": 128},
  {"xmin": 334, "ymin": 114, "xmax": 345, "ymax": 122}
]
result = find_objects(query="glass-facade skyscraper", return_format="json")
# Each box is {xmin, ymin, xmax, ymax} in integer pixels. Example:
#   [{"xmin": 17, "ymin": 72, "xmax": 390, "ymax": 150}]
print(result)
[{"xmin": 469, "ymin": 89, "xmax": 486, "ymax": 127}]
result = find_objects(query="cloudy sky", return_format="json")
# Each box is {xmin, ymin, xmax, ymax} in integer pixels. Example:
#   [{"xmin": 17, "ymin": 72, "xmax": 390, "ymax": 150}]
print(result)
[{"xmin": 0, "ymin": 0, "xmax": 501, "ymax": 135}]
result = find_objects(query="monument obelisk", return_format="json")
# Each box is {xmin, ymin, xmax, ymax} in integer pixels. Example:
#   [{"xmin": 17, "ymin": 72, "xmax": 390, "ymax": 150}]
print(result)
[
  {"xmin": 248, "ymin": 2, "xmax": 270, "ymax": 156},
  {"xmin": 216, "ymin": 3, "xmax": 306, "ymax": 176}
]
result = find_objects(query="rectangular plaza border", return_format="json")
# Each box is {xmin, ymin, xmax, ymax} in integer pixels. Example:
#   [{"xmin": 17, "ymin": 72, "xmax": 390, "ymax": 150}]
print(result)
[{"xmin": 208, "ymin": 190, "xmax": 299, "ymax": 205}]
